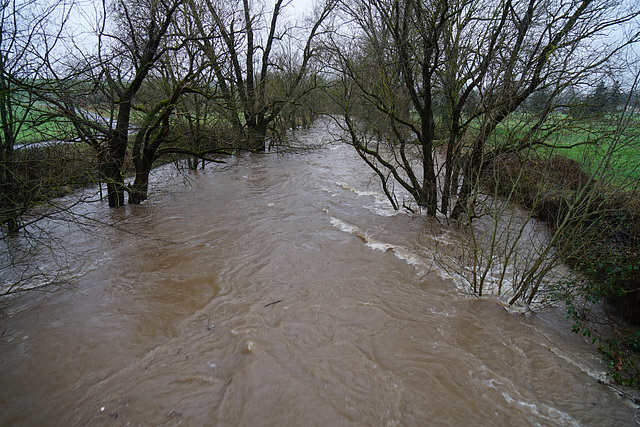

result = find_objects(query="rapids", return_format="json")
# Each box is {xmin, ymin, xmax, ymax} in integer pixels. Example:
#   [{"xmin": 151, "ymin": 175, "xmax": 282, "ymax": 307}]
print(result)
[{"xmin": 0, "ymin": 119, "xmax": 637, "ymax": 425}]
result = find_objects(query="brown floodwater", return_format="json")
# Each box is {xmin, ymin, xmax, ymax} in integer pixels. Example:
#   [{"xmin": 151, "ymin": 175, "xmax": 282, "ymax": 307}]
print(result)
[{"xmin": 1, "ymin": 119, "xmax": 638, "ymax": 425}]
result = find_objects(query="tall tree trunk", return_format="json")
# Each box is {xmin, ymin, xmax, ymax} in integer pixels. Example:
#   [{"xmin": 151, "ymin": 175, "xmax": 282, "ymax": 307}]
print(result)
[
  {"xmin": 104, "ymin": 129, "xmax": 128, "ymax": 207},
  {"xmin": 420, "ymin": 78, "xmax": 438, "ymax": 216},
  {"xmin": 451, "ymin": 139, "xmax": 484, "ymax": 221},
  {"xmin": 441, "ymin": 146, "xmax": 455, "ymax": 215},
  {"xmin": 103, "ymin": 97, "xmax": 135, "ymax": 207},
  {"xmin": 441, "ymin": 112, "xmax": 463, "ymax": 215}
]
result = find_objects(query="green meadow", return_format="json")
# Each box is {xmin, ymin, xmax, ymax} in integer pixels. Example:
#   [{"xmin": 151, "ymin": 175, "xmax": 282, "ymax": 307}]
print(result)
[{"xmin": 483, "ymin": 112, "xmax": 640, "ymax": 186}]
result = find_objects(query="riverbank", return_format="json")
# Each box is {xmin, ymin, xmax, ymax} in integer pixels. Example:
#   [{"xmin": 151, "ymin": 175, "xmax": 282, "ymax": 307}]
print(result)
[{"xmin": 483, "ymin": 152, "xmax": 640, "ymax": 385}]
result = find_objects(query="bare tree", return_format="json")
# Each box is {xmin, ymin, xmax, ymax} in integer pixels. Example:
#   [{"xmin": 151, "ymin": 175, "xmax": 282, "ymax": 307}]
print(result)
[
  {"xmin": 30, "ymin": 0, "xmax": 185, "ymax": 207},
  {"xmin": 327, "ymin": 0, "xmax": 640, "ymax": 219},
  {"xmin": 0, "ymin": 0, "xmax": 97, "ymax": 296},
  {"xmin": 0, "ymin": 0, "xmax": 73, "ymax": 232},
  {"xmin": 187, "ymin": 0, "xmax": 335, "ymax": 151}
]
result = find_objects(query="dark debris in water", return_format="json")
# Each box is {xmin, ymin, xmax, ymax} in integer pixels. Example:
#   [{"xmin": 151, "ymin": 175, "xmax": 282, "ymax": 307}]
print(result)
[{"xmin": 264, "ymin": 299, "xmax": 284, "ymax": 308}]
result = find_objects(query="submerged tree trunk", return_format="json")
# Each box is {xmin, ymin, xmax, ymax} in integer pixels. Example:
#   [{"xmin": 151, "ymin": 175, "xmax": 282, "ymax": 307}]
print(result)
[
  {"xmin": 104, "ymin": 157, "xmax": 126, "ymax": 207},
  {"xmin": 245, "ymin": 120, "xmax": 268, "ymax": 151},
  {"xmin": 106, "ymin": 182, "xmax": 125, "ymax": 208},
  {"xmin": 104, "ymin": 118, "xmax": 130, "ymax": 207},
  {"xmin": 129, "ymin": 169, "xmax": 150, "ymax": 205}
]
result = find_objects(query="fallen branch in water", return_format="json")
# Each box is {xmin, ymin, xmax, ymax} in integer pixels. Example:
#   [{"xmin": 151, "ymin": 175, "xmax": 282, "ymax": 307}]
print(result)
[{"xmin": 264, "ymin": 300, "xmax": 283, "ymax": 308}]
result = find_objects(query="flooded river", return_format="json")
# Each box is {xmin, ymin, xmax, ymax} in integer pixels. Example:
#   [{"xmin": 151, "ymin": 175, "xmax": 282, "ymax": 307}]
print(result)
[{"xmin": 1, "ymin": 120, "xmax": 638, "ymax": 425}]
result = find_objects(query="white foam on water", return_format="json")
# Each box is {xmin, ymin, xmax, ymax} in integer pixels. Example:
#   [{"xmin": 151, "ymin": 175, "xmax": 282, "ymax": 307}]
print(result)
[
  {"xmin": 328, "ymin": 216, "xmax": 452, "ymax": 282},
  {"xmin": 501, "ymin": 391, "xmax": 582, "ymax": 426}
]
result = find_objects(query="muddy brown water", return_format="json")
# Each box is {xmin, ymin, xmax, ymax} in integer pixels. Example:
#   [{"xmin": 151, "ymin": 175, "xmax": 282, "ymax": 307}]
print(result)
[{"xmin": 1, "ymin": 120, "xmax": 638, "ymax": 425}]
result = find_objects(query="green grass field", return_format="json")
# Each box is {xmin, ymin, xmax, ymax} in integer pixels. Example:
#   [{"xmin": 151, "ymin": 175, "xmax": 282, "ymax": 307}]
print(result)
[
  {"xmin": 484, "ymin": 112, "xmax": 640, "ymax": 186},
  {"xmin": 541, "ymin": 116, "xmax": 640, "ymax": 185},
  {"xmin": 8, "ymin": 103, "xmax": 78, "ymax": 146}
]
